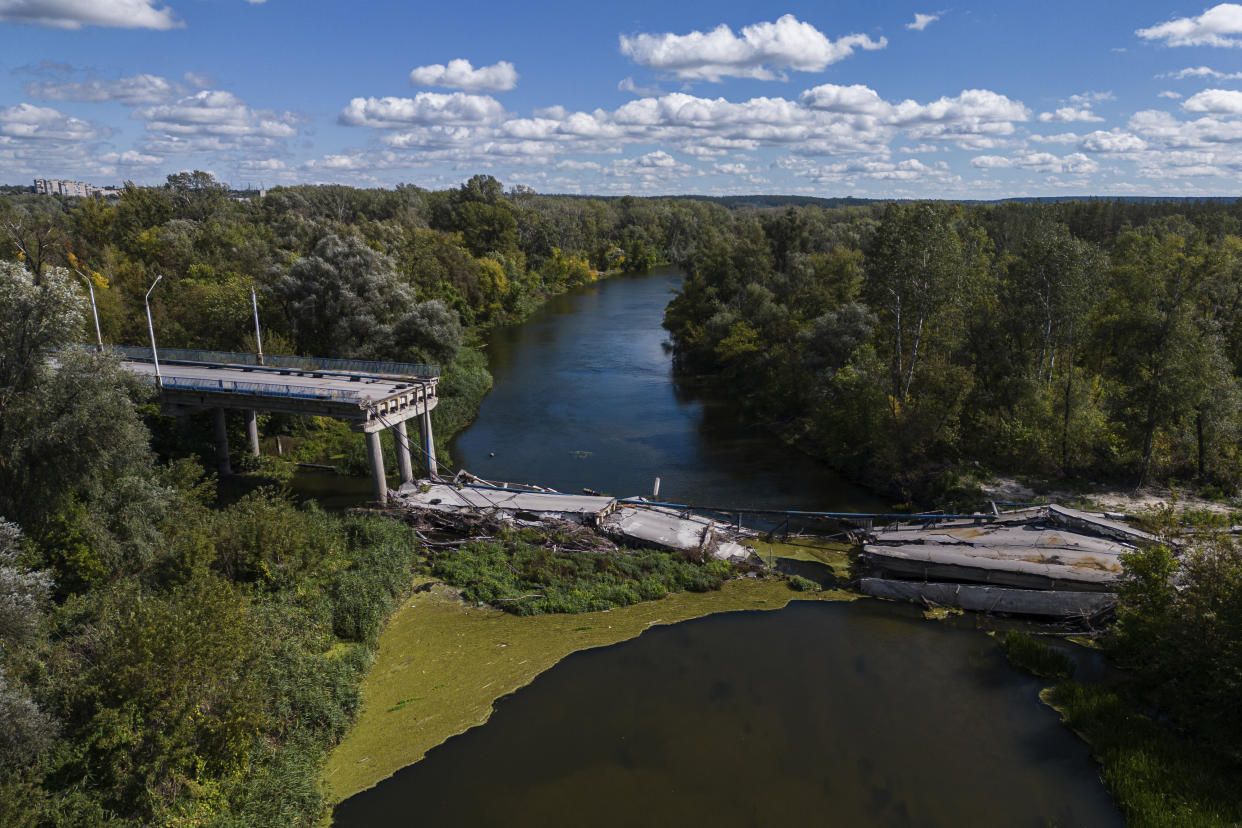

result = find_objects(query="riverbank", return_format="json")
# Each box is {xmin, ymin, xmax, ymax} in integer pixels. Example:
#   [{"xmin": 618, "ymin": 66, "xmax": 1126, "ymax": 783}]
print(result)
[{"xmin": 323, "ymin": 576, "xmax": 854, "ymax": 806}]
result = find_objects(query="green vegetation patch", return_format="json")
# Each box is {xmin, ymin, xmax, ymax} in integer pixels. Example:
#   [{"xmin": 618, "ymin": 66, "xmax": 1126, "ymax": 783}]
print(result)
[
  {"xmin": 1000, "ymin": 631, "xmax": 1075, "ymax": 680},
  {"xmin": 429, "ymin": 527, "xmax": 735, "ymax": 615},
  {"xmin": 1045, "ymin": 682, "xmax": 1242, "ymax": 828},
  {"xmin": 324, "ymin": 577, "xmax": 850, "ymax": 805}
]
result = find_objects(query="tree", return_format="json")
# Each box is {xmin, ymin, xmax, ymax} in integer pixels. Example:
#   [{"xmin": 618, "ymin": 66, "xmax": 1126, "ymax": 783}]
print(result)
[
  {"xmin": 1101, "ymin": 228, "xmax": 1222, "ymax": 487},
  {"xmin": 272, "ymin": 233, "xmax": 462, "ymax": 365},
  {"xmin": 864, "ymin": 203, "xmax": 990, "ymax": 402}
]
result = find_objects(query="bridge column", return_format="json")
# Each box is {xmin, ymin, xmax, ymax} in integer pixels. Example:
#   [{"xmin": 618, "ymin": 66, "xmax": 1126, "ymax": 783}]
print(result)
[
  {"xmin": 419, "ymin": 407, "xmax": 437, "ymax": 477},
  {"xmin": 245, "ymin": 410, "xmax": 260, "ymax": 456},
  {"xmin": 394, "ymin": 420, "xmax": 414, "ymax": 484},
  {"xmin": 366, "ymin": 430, "xmax": 387, "ymax": 505},
  {"xmin": 212, "ymin": 408, "xmax": 232, "ymax": 476}
]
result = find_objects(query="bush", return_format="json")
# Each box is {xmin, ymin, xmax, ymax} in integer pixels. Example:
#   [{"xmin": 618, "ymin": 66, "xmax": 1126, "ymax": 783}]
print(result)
[{"xmin": 430, "ymin": 530, "xmax": 734, "ymax": 615}]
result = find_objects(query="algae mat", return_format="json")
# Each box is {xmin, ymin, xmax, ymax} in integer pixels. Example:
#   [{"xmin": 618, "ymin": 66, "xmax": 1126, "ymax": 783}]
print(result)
[{"xmin": 324, "ymin": 577, "xmax": 851, "ymax": 803}]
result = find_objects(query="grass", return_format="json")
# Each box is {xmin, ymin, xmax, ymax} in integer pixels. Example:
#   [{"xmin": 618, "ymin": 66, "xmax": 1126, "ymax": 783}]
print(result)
[
  {"xmin": 1000, "ymin": 632, "xmax": 1242, "ymax": 827},
  {"xmin": 999, "ymin": 630, "xmax": 1075, "ymax": 680},
  {"xmin": 322, "ymin": 576, "xmax": 855, "ymax": 805},
  {"xmin": 1045, "ymin": 682, "xmax": 1242, "ymax": 828}
]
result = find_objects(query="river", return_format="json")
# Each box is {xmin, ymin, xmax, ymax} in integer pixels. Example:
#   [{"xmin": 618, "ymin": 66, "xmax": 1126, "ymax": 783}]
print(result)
[{"xmin": 332, "ymin": 268, "xmax": 1121, "ymax": 826}]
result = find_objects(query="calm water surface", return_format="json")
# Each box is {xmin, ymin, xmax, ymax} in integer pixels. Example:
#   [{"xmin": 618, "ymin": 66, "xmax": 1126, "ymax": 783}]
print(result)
[
  {"xmin": 333, "ymin": 270, "xmax": 1120, "ymax": 826},
  {"xmin": 451, "ymin": 267, "xmax": 884, "ymax": 511},
  {"xmin": 336, "ymin": 602, "xmax": 1119, "ymax": 827}
]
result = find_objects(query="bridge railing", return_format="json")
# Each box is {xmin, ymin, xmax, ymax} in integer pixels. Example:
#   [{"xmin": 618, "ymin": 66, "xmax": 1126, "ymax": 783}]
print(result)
[
  {"xmin": 109, "ymin": 345, "xmax": 439, "ymax": 378},
  {"xmin": 154, "ymin": 375, "xmax": 362, "ymax": 403}
]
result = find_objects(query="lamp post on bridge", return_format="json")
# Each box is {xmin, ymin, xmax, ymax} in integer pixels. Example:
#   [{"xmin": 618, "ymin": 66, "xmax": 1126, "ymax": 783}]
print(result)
[
  {"xmin": 145, "ymin": 274, "xmax": 163, "ymax": 387},
  {"xmin": 70, "ymin": 266, "xmax": 103, "ymax": 352}
]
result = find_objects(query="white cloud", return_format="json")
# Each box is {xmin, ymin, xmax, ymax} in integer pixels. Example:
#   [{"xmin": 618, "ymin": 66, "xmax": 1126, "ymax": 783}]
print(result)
[
  {"xmin": 1038, "ymin": 106, "xmax": 1104, "ymax": 123},
  {"xmin": 0, "ymin": 103, "xmax": 103, "ymax": 140},
  {"xmin": 906, "ymin": 13, "xmax": 939, "ymax": 31},
  {"xmin": 970, "ymin": 151, "xmax": 1098, "ymax": 174},
  {"xmin": 26, "ymin": 73, "xmax": 187, "ymax": 105},
  {"xmin": 1081, "ymin": 130, "xmax": 1148, "ymax": 152},
  {"xmin": 408, "ymin": 59, "xmax": 518, "ymax": 92},
  {"xmin": 339, "ymin": 93, "xmax": 505, "ymax": 127},
  {"xmin": 618, "ymin": 77, "xmax": 662, "ymax": 97},
  {"xmin": 800, "ymin": 84, "xmax": 1030, "ymax": 139},
  {"xmin": 1183, "ymin": 88, "xmax": 1242, "ymax": 114},
  {"xmin": 134, "ymin": 90, "xmax": 301, "ymax": 156},
  {"xmin": 619, "ymin": 14, "xmax": 885, "ymax": 81},
  {"xmin": 1068, "ymin": 91, "xmax": 1114, "ymax": 104},
  {"xmin": 99, "ymin": 150, "xmax": 162, "ymax": 165},
  {"xmin": 0, "ymin": 0, "xmax": 181, "ymax": 29},
  {"xmin": 1158, "ymin": 65, "xmax": 1242, "ymax": 80},
  {"xmin": 1158, "ymin": 90, "xmax": 1184, "ymax": 99},
  {"xmin": 1137, "ymin": 4, "xmax": 1242, "ymax": 48},
  {"xmin": 1030, "ymin": 132, "xmax": 1082, "ymax": 144}
]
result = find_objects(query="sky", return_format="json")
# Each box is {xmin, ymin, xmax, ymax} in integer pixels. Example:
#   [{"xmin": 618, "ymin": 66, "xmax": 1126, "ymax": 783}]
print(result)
[{"xmin": 3, "ymin": 1, "xmax": 1242, "ymax": 198}]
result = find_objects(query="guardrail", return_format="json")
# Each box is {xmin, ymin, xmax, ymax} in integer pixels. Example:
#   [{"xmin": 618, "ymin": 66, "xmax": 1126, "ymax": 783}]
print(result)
[
  {"xmin": 110, "ymin": 345, "xmax": 439, "ymax": 378},
  {"xmin": 154, "ymin": 376, "xmax": 361, "ymax": 403}
]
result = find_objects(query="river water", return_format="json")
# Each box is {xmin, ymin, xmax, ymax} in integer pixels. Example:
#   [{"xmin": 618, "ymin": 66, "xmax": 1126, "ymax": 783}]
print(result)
[{"xmin": 333, "ymin": 269, "xmax": 1121, "ymax": 826}]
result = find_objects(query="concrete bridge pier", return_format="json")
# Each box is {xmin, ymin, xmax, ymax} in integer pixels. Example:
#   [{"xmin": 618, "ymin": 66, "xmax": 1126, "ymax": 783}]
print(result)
[
  {"xmin": 245, "ymin": 410, "xmax": 260, "ymax": 456},
  {"xmin": 366, "ymin": 430, "xmax": 387, "ymax": 505},
  {"xmin": 213, "ymin": 408, "xmax": 232, "ymax": 476},
  {"xmin": 419, "ymin": 408, "xmax": 437, "ymax": 476},
  {"xmin": 394, "ymin": 420, "xmax": 414, "ymax": 484}
]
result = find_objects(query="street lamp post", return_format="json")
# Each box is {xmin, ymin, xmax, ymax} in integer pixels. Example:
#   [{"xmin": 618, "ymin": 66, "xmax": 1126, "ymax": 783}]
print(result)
[
  {"xmin": 145, "ymin": 274, "xmax": 163, "ymax": 386},
  {"xmin": 251, "ymin": 286, "xmax": 264, "ymax": 365},
  {"xmin": 71, "ymin": 266, "xmax": 104, "ymax": 351}
]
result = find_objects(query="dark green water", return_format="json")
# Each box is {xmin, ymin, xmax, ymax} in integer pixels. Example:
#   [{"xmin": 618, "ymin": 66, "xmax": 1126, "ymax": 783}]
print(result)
[
  {"xmin": 335, "ymin": 602, "xmax": 1119, "ymax": 827},
  {"xmin": 333, "ymin": 270, "xmax": 1120, "ymax": 826},
  {"xmin": 451, "ymin": 267, "xmax": 885, "ymax": 512}
]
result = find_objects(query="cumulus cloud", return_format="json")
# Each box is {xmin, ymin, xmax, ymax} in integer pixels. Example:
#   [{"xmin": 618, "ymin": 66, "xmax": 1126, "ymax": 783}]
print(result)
[
  {"xmin": 1137, "ymin": 4, "xmax": 1242, "ymax": 48},
  {"xmin": 409, "ymin": 59, "xmax": 518, "ymax": 92},
  {"xmin": 800, "ymin": 84, "xmax": 1030, "ymax": 145},
  {"xmin": 0, "ymin": 103, "xmax": 103, "ymax": 140},
  {"xmin": 26, "ymin": 73, "xmax": 188, "ymax": 105},
  {"xmin": 1183, "ymin": 88, "xmax": 1242, "ymax": 114},
  {"xmin": 133, "ymin": 90, "xmax": 301, "ymax": 156},
  {"xmin": 0, "ymin": 0, "xmax": 181, "ymax": 29},
  {"xmin": 1081, "ymin": 129, "xmax": 1148, "ymax": 152},
  {"xmin": 906, "ymin": 13, "xmax": 939, "ymax": 31},
  {"xmin": 619, "ymin": 14, "xmax": 886, "ymax": 81},
  {"xmin": 1158, "ymin": 90, "xmax": 1184, "ymax": 99},
  {"xmin": 1038, "ymin": 106, "xmax": 1104, "ymax": 123},
  {"xmin": 1158, "ymin": 65, "xmax": 1242, "ymax": 80},
  {"xmin": 970, "ymin": 151, "xmax": 1098, "ymax": 174},
  {"xmin": 339, "ymin": 93, "xmax": 505, "ymax": 127}
]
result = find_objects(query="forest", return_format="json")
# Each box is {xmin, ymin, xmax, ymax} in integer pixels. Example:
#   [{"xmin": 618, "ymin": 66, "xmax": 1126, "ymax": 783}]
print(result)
[
  {"xmin": 1, "ymin": 175, "xmax": 1241, "ymax": 825},
  {"xmin": 663, "ymin": 197, "xmax": 1242, "ymax": 502}
]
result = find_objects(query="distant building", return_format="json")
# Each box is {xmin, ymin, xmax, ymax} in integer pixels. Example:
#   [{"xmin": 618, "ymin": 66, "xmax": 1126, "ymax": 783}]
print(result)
[{"xmin": 33, "ymin": 178, "xmax": 113, "ymax": 198}]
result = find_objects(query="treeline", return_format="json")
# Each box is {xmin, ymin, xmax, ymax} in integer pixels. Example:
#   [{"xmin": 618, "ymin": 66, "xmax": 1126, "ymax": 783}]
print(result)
[
  {"xmin": 0, "ymin": 172, "xmax": 737, "ymax": 467},
  {"xmin": 663, "ymin": 198, "xmax": 1242, "ymax": 501}
]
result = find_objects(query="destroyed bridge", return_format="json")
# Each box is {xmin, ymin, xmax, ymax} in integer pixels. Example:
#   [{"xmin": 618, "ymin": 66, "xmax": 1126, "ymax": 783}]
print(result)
[{"xmin": 112, "ymin": 345, "xmax": 438, "ymax": 504}]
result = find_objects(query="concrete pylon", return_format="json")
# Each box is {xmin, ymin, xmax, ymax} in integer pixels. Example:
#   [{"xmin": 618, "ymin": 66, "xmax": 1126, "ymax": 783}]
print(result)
[
  {"xmin": 419, "ymin": 407, "xmax": 437, "ymax": 476},
  {"xmin": 245, "ymin": 410, "xmax": 260, "ymax": 456},
  {"xmin": 394, "ymin": 420, "xmax": 414, "ymax": 484},
  {"xmin": 366, "ymin": 430, "xmax": 387, "ymax": 505},
  {"xmin": 213, "ymin": 408, "xmax": 232, "ymax": 476}
]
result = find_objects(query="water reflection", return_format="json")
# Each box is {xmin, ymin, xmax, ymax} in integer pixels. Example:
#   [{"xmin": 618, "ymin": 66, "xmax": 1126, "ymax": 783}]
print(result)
[{"xmin": 452, "ymin": 268, "xmax": 885, "ymax": 512}]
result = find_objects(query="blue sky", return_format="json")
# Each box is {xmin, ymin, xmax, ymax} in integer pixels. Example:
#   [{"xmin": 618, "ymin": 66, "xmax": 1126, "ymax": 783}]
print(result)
[{"xmin": 3, "ymin": 1, "xmax": 1242, "ymax": 197}]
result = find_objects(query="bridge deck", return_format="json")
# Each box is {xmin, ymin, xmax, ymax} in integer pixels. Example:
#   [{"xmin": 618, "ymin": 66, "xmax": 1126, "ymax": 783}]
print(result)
[{"xmin": 122, "ymin": 359, "xmax": 436, "ymax": 430}]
